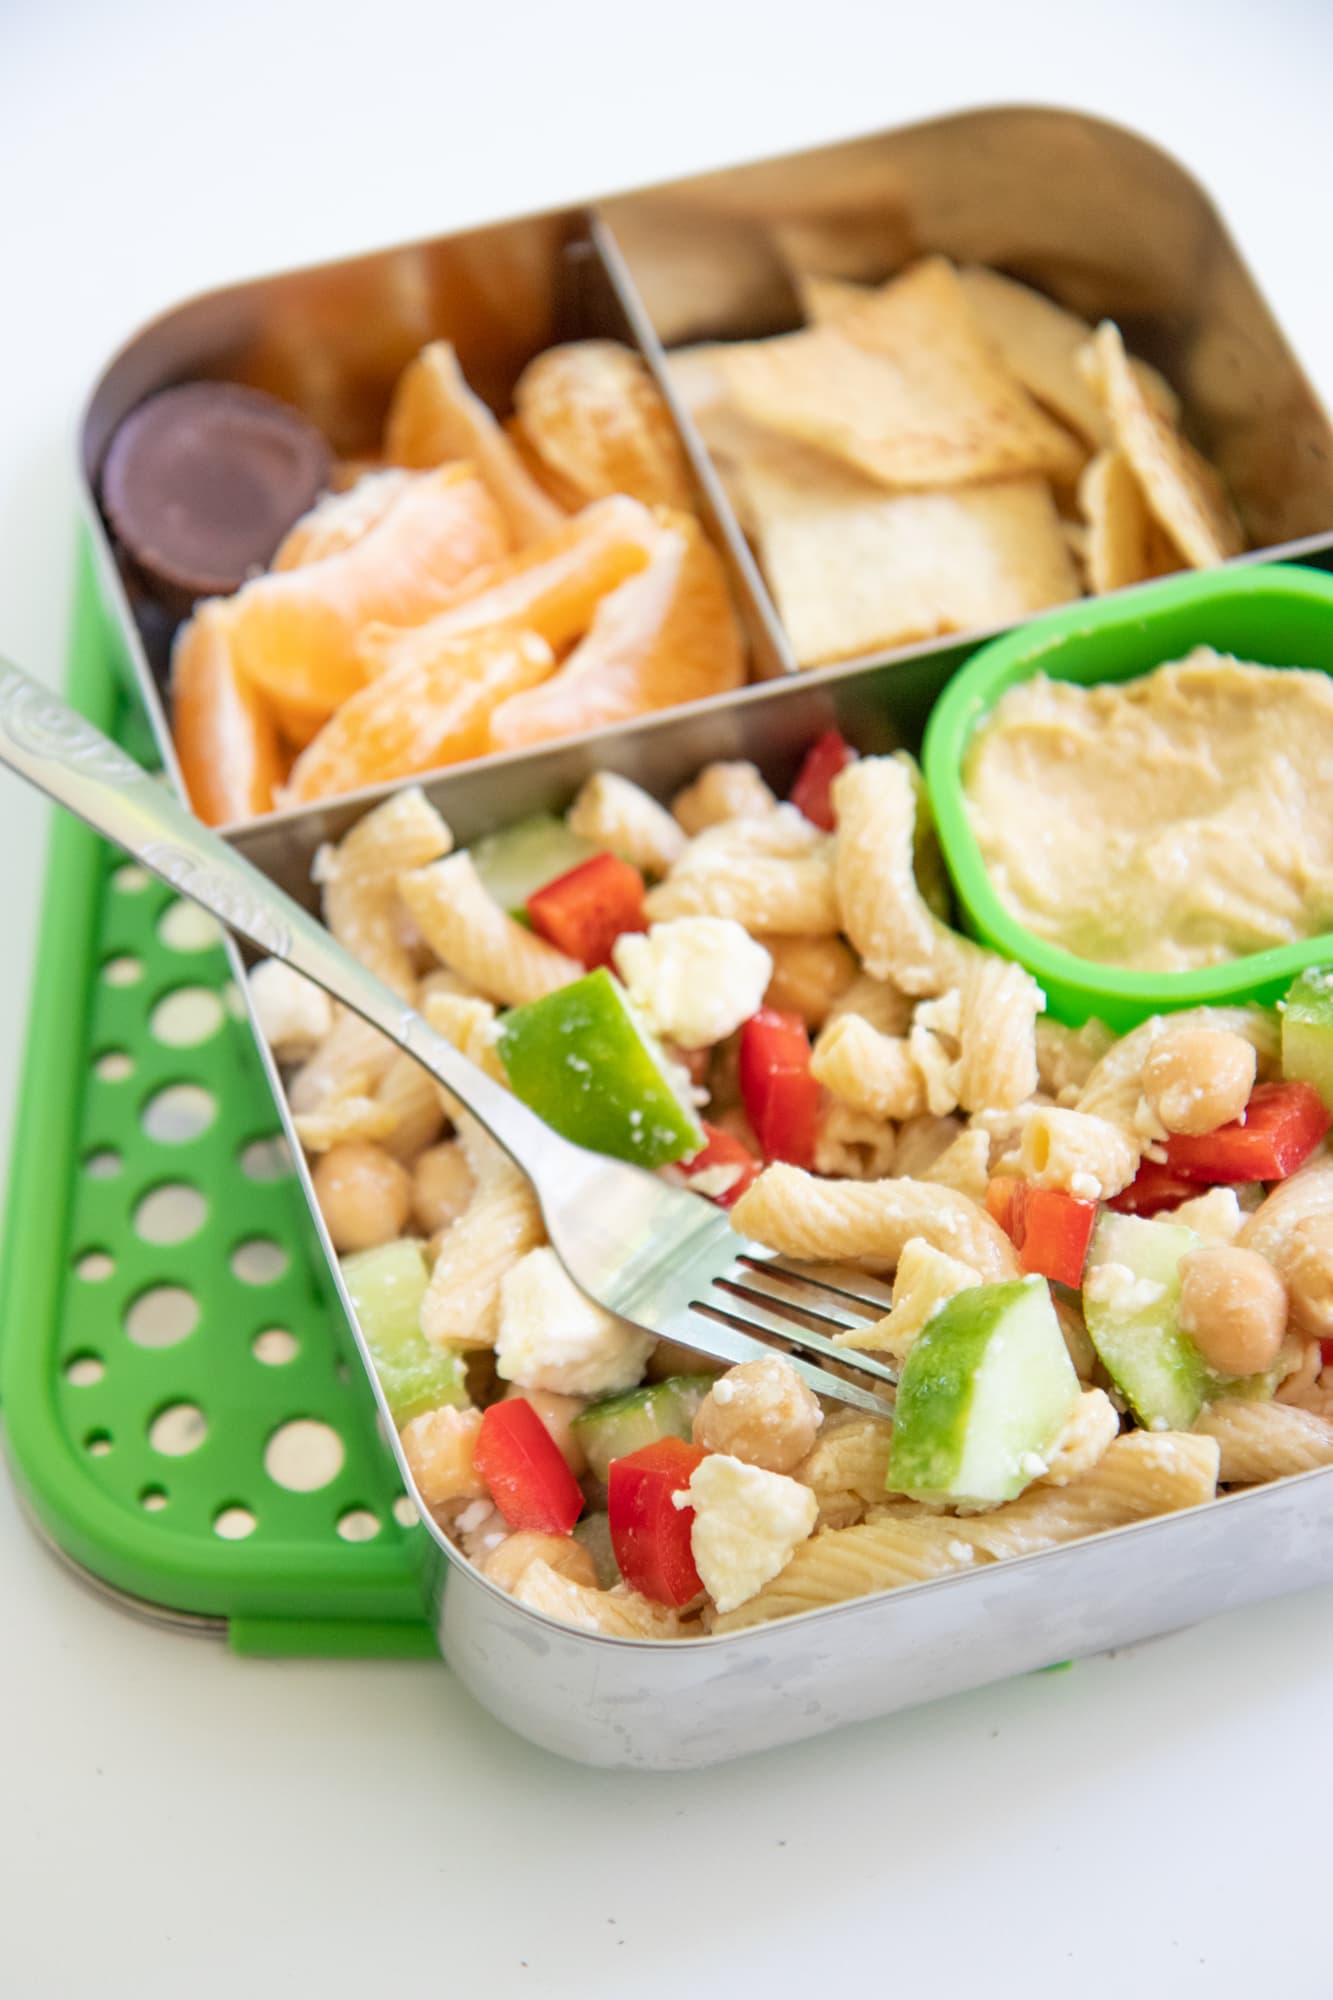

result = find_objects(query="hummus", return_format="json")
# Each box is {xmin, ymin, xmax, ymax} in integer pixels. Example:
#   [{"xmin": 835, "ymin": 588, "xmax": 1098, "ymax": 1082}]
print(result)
[{"xmin": 962, "ymin": 649, "xmax": 1333, "ymax": 972}]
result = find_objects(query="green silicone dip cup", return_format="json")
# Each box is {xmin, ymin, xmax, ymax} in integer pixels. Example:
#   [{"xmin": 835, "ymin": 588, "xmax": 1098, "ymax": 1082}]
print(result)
[{"xmin": 922, "ymin": 563, "xmax": 1333, "ymax": 1032}]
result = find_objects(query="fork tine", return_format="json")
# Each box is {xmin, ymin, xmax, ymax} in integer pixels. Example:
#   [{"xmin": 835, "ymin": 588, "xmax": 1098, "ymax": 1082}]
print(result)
[
  {"xmin": 705, "ymin": 1277, "xmax": 899, "ymax": 1387},
  {"xmin": 681, "ymin": 1303, "xmax": 896, "ymax": 1418},
  {"xmin": 751, "ymin": 1257, "xmax": 898, "ymax": 1316},
  {"xmin": 731, "ymin": 1259, "xmax": 887, "ymax": 1333}
]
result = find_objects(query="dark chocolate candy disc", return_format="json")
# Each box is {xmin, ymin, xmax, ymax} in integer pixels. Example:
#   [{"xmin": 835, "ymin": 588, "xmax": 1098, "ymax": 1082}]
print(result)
[{"xmin": 101, "ymin": 381, "xmax": 331, "ymax": 611}]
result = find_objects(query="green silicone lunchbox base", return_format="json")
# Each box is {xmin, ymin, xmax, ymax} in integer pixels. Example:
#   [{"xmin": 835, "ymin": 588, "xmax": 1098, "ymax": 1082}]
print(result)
[
  {"xmin": 922, "ymin": 564, "xmax": 1333, "ymax": 1032},
  {"xmin": 0, "ymin": 538, "xmax": 437, "ymax": 1658}
]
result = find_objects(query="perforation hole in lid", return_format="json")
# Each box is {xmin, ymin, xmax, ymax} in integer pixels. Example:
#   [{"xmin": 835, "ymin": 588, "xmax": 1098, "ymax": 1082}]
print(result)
[
  {"xmin": 111, "ymin": 864, "xmax": 150, "ymax": 894},
  {"xmin": 150, "ymin": 987, "xmax": 225, "ymax": 1047},
  {"xmin": 84, "ymin": 1149, "xmax": 122, "ymax": 1179},
  {"xmin": 265, "ymin": 1419, "xmax": 344, "ymax": 1492},
  {"xmin": 392, "ymin": 1495, "xmax": 421, "ymax": 1529},
  {"xmin": 103, "ymin": 956, "xmax": 143, "ymax": 987},
  {"xmin": 253, "ymin": 1328, "xmax": 297, "ymax": 1366},
  {"xmin": 84, "ymin": 1431, "xmax": 112, "ymax": 1457},
  {"xmin": 149, "ymin": 1403, "xmax": 208, "ymax": 1456},
  {"xmin": 126, "ymin": 1286, "xmax": 199, "ymax": 1349},
  {"xmin": 94, "ymin": 1050, "xmax": 133, "ymax": 1083},
  {"xmin": 337, "ymin": 1508, "xmax": 380, "ymax": 1542},
  {"xmin": 75, "ymin": 1250, "xmax": 114, "ymax": 1281},
  {"xmin": 141, "ymin": 1083, "xmax": 216, "ymax": 1143},
  {"xmin": 213, "ymin": 1505, "xmax": 257, "ymax": 1540},
  {"xmin": 65, "ymin": 1354, "xmax": 105, "ymax": 1386},
  {"xmin": 133, "ymin": 1183, "xmax": 208, "ymax": 1246},
  {"xmin": 239, "ymin": 1136, "xmax": 293, "ymax": 1182},
  {"xmin": 158, "ymin": 902, "xmax": 222, "ymax": 953},
  {"xmin": 231, "ymin": 1238, "xmax": 288, "ymax": 1285},
  {"xmin": 140, "ymin": 1487, "xmax": 168, "ymax": 1512}
]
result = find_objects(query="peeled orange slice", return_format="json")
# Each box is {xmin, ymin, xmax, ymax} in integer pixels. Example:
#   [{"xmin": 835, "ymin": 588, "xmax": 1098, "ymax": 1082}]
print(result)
[
  {"xmin": 385, "ymin": 341, "xmax": 564, "ymax": 546},
  {"xmin": 356, "ymin": 493, "xmax": 662, "ymax": 676},
  {"xmin": 272, "ymin": 469, "xmax": 413, "ymax": 571},
  {"xmin": 282, "ymin": 628, "xmax": 556, "ymax": 804},
  {"xmin": 171, "ymin": 601, "xmax": 285, "ymax": 825},
  {"xmin": 487, "ymin": 511, "xmax": 744, "ymax": 751},
  {"xmin": 513, "ymin": 341, "xmax": 695, "ymax": 512},
  {"xmin": 227, "ymin": 463, "xmax": 508, "ymax": 721}
]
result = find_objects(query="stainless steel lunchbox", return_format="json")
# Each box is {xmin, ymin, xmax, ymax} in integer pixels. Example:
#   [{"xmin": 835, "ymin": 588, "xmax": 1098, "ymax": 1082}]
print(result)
[{"xmin": 76, "ymin": 105, "xmax": 1333, "ymax": 1768}]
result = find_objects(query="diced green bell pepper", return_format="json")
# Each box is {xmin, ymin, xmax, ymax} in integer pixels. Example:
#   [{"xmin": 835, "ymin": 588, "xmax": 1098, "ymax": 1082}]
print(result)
[{"xmin": 498, "ymin": 967, "xmax": 705, "ymax": 1167}]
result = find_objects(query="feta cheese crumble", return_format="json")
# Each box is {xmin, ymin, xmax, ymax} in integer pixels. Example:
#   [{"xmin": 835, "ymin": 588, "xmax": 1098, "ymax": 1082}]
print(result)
[
  {"xmin": 496, "ymin": 1247, "xmax": 653, "ymax": 1397},
  {"xmin": 248, "ymin": 959, "xmax": 334, "ymax": 1059},
  {"xmin": 613, "ymin": 918, "xmax": 772, "ymax": 1050},
  {"xmin": 675, "ymin": 1453, "xmax": 818, "ymax": 1614}
]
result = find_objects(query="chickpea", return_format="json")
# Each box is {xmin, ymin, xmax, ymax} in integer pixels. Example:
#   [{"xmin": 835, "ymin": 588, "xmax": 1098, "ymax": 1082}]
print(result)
[
  {"xmin": 1178, "ymin": 1245, "xmax": 1288, "ymax": 1376},
  {"xmin": 1142, "ymin": 1029, "xmax": 1256, "ymax": 1137},
  {"xmin": 692, "ymin": 1354, "xmax": 823, "ymax": 1473},
  {"xmin": 503, "ymin": 1383, "xmax": 589, "ymax": 1478},
  {"xmin": 1283, "ymin": 1214, "xmax": 1333, "ymax": 1337},
  {"xmin": 399, "ymin": 1405, "xmax": 485, "ymax": 1509},
  {"xmin": 312, "ymin": 1141, "xmax": 413, "ymax": 1252},
  {"xmin": 483, "ymin": 1531, "xmax": 598, "ymax": 1594},
  {"xmin": 412, "ymin": 1139, "xmax": 474, "ymax": 1237}
]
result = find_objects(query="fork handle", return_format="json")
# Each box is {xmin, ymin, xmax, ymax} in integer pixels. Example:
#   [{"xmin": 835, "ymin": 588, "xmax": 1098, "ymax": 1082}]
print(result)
[{"xmin": 0, "ymin": 661, "xmax": 578, "ymax": 1175}]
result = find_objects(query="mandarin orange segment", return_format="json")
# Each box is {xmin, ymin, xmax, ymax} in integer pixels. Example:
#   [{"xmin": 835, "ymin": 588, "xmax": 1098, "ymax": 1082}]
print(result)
[
  {"xmin": 487, "ymin": 510, "xmax": 744, "ymax": 752},
  {"xmin": 356, "ymin": 493, "xmax": 662, "ymax": 678},
  {"xmin": 272, "ymin": 468, "xmax": 413, "ymax": 571},
  {"xmin": 171, "ymin": 601, "xmax": 285, "ymax": 826},
  {"xmin": 385, "ymin": 340, "xmax": 565, "ymax": 546},
  {"xmin": 282, "ymin": 628, "xmax": 556, "ymax": 804},
  {"xmin": 226, "ymin": 464, "xmax": 508, "ymax": 721},
  {"xmin": 513, "ymin": 341, "xmax": 695, "ymax": 512},
  {"xmin": 504, "ymin": 415, "xmax": 589, "ymax": 512}
]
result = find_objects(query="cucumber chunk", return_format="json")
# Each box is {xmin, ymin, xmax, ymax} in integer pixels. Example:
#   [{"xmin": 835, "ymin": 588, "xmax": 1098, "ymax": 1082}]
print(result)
[
  {"xmin": 573, "ymin": 1374, "xmax": 716, "ymax": 1484},
  {"xmin": 498, "ymin": 967, "xmax": 705, "ymax": 1167},
  {"xmin": 1280, "ymin": 966, "xmax": 1333, "ymax": 1112},
  {"xmin": 470, "ymin": 814, "xmax": 599, "ymax": 916},
  {"xmin": 1082, "ymin": 1211, "xmax": 1207, "ymax": 1431},
  {"xmin": 886, "ymin": 1277, "xmax": 1080, "ymax": 1506},
  {"xmin": 341, "ymin": 1239, "xmax": 467, "ymax": 1427}
]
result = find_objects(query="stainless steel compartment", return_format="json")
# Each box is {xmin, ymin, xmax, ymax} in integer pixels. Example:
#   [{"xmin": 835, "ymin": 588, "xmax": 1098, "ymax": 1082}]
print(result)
[
  {"xmin": 72, "ymin": 106, "xmax": 1333, "ymax": 1770},
  {"xmin": 602, "ymin": 106, "xmax": 1333, "ymax": 674},
  {"xmin": 228, "ymin": 588, "xmax": 1333, "ymax": 1770}
]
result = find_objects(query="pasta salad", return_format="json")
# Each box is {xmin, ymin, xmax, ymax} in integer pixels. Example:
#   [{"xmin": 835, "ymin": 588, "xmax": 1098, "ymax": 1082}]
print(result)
[{"xmin": 249, "ymin": 735, "xmax": 1333, "ymax": 1638}]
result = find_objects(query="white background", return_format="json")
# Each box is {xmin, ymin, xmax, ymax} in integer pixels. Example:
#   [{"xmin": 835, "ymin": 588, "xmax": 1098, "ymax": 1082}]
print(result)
[{"xmin": 3, "ymin": 1, "xmax": 1333, "ymax": 1993}]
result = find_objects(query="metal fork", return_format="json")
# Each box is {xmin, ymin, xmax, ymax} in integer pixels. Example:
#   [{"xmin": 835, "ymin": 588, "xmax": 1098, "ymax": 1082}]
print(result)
[{"xmin": 0, "ymin": 663, "xmax": 897, "ymax": 1418}]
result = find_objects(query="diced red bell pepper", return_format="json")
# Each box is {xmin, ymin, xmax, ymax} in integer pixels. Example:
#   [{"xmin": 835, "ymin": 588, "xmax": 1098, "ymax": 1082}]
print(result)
[
  {"xmin": 788, "ymin": 730, "xmax": 857, "ymax": 831},
  {"xmin": 474, "ymin": 1397, "xmax": 584, "ymax": 1534},
  {"xmin": 608, "ymin": 1436, "xmax": 706, "ymax": 1606},
  {"xmin": 738, "ymin": 1008, "xmax": 820, "ymax": 1169},
  {"xmin": 526, "ymin": 852, "xmax": 646, "ymax": 969},
  {"xmin": 988, "ymin": 1178, "xmax": 1097, "ymax": 1288},
  {"xmin": 1162, "ymin": 1081, "xmax": 1331, "ymax": 1185},
  {"xmin": 681, "ymin": 1121, "xmax": 761, "ymax": 1208},
  {"xmin": 1108, "ymin": 1159, "xmax": 1199, "ymax": 1217}
]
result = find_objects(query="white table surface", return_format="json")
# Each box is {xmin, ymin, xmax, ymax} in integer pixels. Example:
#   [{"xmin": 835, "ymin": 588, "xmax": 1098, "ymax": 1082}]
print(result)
[{"xmin": 4, "ymin": 1, "xmax": 1333, "ymax": 1992}]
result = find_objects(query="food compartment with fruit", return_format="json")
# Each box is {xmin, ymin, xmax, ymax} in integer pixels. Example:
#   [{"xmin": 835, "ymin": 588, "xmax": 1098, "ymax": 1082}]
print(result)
[{"xmin": 85, "ymin": 212, "xmax": 776, "ymax": 827}]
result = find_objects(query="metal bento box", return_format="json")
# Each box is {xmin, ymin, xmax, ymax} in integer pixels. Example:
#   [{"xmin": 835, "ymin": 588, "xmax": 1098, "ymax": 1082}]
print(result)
[{"xmin": 73, "ymin": 105, "xmax": 1333, "ymax": 1768}]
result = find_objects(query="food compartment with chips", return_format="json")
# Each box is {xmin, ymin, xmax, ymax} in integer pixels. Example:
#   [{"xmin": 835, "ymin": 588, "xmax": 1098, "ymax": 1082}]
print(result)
[
  {"xmin": 81, "ymin": 210, "xmax": 787, "ymax": 828},
  {"xmin": 600, "ymin": 107, "xmax": 1333, "ymax": 670}
]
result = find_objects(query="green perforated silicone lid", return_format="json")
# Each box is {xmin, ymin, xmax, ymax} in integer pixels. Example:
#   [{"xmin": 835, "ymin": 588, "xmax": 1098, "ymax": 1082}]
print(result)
[
  {"xmin": 922, "ymin": 563, "xmax": 1333, "ymax": 1030},
  {"xmin": 0, "ymin": 540, "xmax": 437, "ymax": 1657}
]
